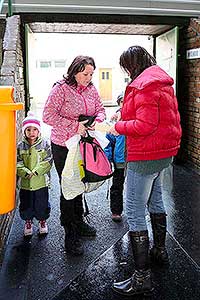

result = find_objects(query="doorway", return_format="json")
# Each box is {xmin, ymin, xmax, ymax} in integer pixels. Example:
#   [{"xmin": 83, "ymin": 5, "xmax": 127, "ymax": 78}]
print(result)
[{"xmin": 99, "ymin": 68, "xmax": 112, "ymax": 102}]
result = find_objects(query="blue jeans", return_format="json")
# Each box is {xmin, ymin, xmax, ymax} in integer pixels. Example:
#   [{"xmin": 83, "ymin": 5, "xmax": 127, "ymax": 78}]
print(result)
[{"xmin": 126, "ymin": 167, "xmax": 168, "ymax": 232}]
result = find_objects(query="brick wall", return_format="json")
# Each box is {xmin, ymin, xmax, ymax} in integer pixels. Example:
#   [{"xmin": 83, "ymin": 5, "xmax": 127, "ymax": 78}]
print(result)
[
  {"xmin": 178, "ymin": 18, "xmax": 200, "ymax": 171},
  {"xmin": 0, "ymin": 15, "xmax": 25, "ymax": 263}
]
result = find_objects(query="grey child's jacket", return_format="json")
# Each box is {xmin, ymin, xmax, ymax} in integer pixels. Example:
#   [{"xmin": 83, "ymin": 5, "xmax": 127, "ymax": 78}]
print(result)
[{"xmin": 17, "ymin": 136, "xmax": 53, "ymax": 191}]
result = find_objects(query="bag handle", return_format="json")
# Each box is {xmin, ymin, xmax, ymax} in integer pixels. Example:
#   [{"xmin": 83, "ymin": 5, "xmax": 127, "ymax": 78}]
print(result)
[{"xmin": 83, "ymin": 195, "xmax": 90, "ymax": 218}]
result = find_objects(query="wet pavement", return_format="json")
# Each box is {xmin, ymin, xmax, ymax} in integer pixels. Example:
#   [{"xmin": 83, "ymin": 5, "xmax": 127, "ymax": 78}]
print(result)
[
  {"xmin": 0, "ymin": 163, "xmax": 200, "ymax": 300},
  {"xmin": 53, "ymin": 233, "xmax": 200, "ymax": 300}
]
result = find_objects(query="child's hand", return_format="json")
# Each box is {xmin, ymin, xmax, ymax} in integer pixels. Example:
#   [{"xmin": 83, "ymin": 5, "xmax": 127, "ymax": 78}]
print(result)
[
  {"xmin": 27, "ymin": 172, "xmax": 34, "ymax": 179},
  {"xmin": 27, "ymin": 172, "xmax": 37, "ymax": 179}
]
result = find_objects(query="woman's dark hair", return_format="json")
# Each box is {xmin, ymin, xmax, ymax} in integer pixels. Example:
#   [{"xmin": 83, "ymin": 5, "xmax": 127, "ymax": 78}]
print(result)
[
  {"xmin": 119, "ymin": 46, "xmax": 156, "ymax": 81},
  {"xmin": 64, "ymin": 55, "xmax": 96, "ymax": 86}
]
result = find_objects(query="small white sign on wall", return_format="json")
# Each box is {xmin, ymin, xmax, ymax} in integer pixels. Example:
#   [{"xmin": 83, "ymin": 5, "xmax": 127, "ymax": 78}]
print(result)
[{"xmin": 186, "ymin": 48, "xmax": 200, "ymax": 59}]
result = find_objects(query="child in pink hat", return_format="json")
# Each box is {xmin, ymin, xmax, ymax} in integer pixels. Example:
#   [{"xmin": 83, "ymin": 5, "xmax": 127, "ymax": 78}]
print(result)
[{"xmin": 17, "ymin": 112, "xmax": 53, "ymax": 236}]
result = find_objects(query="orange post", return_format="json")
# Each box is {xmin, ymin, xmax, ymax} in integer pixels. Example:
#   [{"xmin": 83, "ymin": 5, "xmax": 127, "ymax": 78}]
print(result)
[{"xmin": 0, "ymin": 86, "xmax": 24, "ymax": 214}]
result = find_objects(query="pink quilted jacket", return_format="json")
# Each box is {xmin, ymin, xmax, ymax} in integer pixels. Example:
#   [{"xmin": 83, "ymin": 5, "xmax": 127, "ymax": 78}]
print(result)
[{"xmin": 43, "ymin": 80, "xmax": 106, "ymax": 146}]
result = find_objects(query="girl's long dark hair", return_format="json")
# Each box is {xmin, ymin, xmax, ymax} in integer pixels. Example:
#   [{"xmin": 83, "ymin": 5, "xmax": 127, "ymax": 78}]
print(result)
[
  {"xmin": 64, "ymin": 55, "xmax": 96, "ymax": 86},
  {"xmin": 119, "ymin": 46, "xmax": 156, "ymax": 81}
]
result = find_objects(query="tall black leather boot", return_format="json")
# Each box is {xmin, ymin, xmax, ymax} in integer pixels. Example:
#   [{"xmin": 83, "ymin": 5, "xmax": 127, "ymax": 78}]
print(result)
[
  {"xmin": 113, "ymin": 230, "xmax": 153, "ymax": 296},
  {"xmin": 64, "ymin": 223, "xmax": 84, "ymax": 256},
  {"xmin": 150, "ymin": 213, "xmax": 169, "ymax": 265}
]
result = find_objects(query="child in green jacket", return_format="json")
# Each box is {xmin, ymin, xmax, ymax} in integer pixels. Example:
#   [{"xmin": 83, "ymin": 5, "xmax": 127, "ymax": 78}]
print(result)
[{"xmin": 17, "ymin": 112, "xmax": 53, "ymax": 236}]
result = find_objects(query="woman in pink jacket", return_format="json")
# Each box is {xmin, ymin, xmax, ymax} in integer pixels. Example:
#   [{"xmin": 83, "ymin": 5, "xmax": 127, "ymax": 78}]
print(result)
[
  {"xmin": 110, "ymin": 46, "xmax": 182, "ymax": 296},
  {"xmin": 43, "ymin": 56, "xmax": 105, "ymax": 256}
]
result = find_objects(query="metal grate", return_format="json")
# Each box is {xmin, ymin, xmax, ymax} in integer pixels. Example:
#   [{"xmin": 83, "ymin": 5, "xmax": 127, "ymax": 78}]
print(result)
[{"xmin": 0, "ymin": 211, "xmax": 14, "ymax": 264}]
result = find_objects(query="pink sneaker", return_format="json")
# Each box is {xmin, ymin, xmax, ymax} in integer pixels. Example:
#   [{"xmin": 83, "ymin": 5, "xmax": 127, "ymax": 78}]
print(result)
[
  {"xmin": 39, "ymin": 220, "xmax": 48, "ymax": 235},
  {"xmin": 24, "ymin": 220, "xmax": 33, "ymax": 236}
]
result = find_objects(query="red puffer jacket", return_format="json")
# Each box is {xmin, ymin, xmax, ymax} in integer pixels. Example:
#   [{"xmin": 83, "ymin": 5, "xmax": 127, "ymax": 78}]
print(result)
[{"xmin": 115, "ymin": 65, "xmax": 182, "ymax": 161}]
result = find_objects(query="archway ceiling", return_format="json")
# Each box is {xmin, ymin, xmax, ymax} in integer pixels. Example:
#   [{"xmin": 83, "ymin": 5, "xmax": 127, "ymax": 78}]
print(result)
[{"xmin": 28, "ymin": 22, "xmax": 173, "ymax": 36}]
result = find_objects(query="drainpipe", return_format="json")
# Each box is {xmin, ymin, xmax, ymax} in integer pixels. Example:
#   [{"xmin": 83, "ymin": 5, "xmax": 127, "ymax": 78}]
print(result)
[
  {"xmin": 8, "ymin": 0, "xmax": 12, "ymax": 17},
  {"xmin": 175, "ymin": 26, "xmax": 179, "ymax": 96},
  {"xmin": 0, "ymin": 0, "xmax": 4, "ymax": 14},
  {"xmin": 24, "ymin": 24, "xmax": 31, "ymax": 112}
]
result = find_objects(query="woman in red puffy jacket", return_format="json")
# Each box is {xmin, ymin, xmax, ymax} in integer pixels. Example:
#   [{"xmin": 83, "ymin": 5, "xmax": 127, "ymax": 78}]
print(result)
[{"xmin": 110, "ymin": 46, "xmax": 182, "ymax": 296}]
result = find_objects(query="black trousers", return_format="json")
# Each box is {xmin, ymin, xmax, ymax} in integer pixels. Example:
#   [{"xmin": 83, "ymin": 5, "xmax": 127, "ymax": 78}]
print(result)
[
  {"xmin": 110, "ymin": 168, "xmax": 125, "ymax": 215},
  {"xmin": 51, "ymin": 142, "xmax": 84, "ymax": 226}
]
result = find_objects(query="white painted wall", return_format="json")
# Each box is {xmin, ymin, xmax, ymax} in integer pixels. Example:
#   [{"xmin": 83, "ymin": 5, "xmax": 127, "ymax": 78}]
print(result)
[
  {"xmin": 156, "ymin": 27, "xmax": 178, "ymax": 92},
  {"xmin": 28, "ymin": 32, "xmax": 153, "ymax": 112}
]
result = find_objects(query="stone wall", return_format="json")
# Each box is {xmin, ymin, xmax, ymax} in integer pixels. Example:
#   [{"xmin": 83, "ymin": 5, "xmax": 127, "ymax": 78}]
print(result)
[
  {"xmin": 0, "ymin": 19, "xmax": 6, "ymax": 67},
  {"xmin": 0, "ymin": 15, "xmax": 25, "ymax": 262},
  {"xmin": 178, "ymin": 18, "xmax": 200, "ymax": 171}
]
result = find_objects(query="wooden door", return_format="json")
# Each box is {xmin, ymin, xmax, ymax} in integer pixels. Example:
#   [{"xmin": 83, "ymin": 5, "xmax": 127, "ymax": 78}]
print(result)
[{"xmin": 99, "ymin": 68, "xmax": 112, "ymax": 102}]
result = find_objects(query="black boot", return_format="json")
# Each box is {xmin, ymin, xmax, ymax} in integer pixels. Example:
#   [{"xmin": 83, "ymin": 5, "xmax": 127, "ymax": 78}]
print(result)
[
  {"xmin": 74, "ymin": 195, "xmax": 97, "ymax": 237},
  {"xmin": 64, "ymin": 223, "xmax": 84, "ymax": 256},
  {"xmin": 150, "ymin": 213, "xmax": 169, "ymax": 265},
  {"xmin": 110, "ymin": 168, "xmax": 125, "ymax": 221},
  {"xmin": 113, "ymin": 230, "xmax": 153, "ymax": 296},
  {"xmin": 76, "ymin": 220, "xmax": 97, "ymax": 237}
]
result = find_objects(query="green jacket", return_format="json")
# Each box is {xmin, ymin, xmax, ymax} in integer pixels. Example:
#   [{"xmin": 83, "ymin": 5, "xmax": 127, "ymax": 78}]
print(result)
[{"xmin": 17, "ymin": 136, "xmax": 53, "ymax": 191}]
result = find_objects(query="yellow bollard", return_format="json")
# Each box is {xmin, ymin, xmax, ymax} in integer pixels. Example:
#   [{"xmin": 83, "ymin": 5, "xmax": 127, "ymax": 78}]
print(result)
[{"xmin": 0, "ymin": 86, "xmax": 24, "ymax": 214}]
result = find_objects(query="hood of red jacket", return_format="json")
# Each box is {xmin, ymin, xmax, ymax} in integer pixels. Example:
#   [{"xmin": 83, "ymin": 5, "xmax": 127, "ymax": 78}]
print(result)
[{"xmin": 129, "ymin": 65, "xmax": 174, "ymax": 90}]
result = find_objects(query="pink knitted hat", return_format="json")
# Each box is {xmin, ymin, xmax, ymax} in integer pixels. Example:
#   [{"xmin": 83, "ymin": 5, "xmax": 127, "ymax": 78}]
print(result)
[{"xmin": 22, "ymin": 111, "xmax": 41, "ymax": 133}]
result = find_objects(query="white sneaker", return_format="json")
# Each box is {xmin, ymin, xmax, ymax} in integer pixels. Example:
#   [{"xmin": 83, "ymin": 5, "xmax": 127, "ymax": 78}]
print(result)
[
  {"xmin": 39, "ymin": 220, "xmax": 48, "ymax": 235},
  {"xmin": 24, "ymin": 220, "xmax": 33, "ymax": 236}
]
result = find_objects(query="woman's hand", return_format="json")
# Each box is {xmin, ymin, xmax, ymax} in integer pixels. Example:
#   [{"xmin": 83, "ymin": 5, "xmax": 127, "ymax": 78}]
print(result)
[
  {"xmin": 87, "ymin": 121, "xmax": 96, "ymax": 131},
  {"xmin": 110, "ymin": 111, "xmax": 121, "ymax": 122},
  {"xmin": 108, "ymin": 125, "xmax": 119, "ymax": 136},
  {"xmin": 77, "ymin": 120, "xmax": 88, "ymax": 136}
]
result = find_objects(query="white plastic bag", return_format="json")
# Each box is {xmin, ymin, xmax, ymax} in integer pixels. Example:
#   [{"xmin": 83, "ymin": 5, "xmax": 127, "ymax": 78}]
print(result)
[
  {"xmin": 87, "ymin": 130, "xmax": 109, "ymax": 149},
  {"xmin": 61, "ymin": 139, "xmax": 85, "ymax": 200}
]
